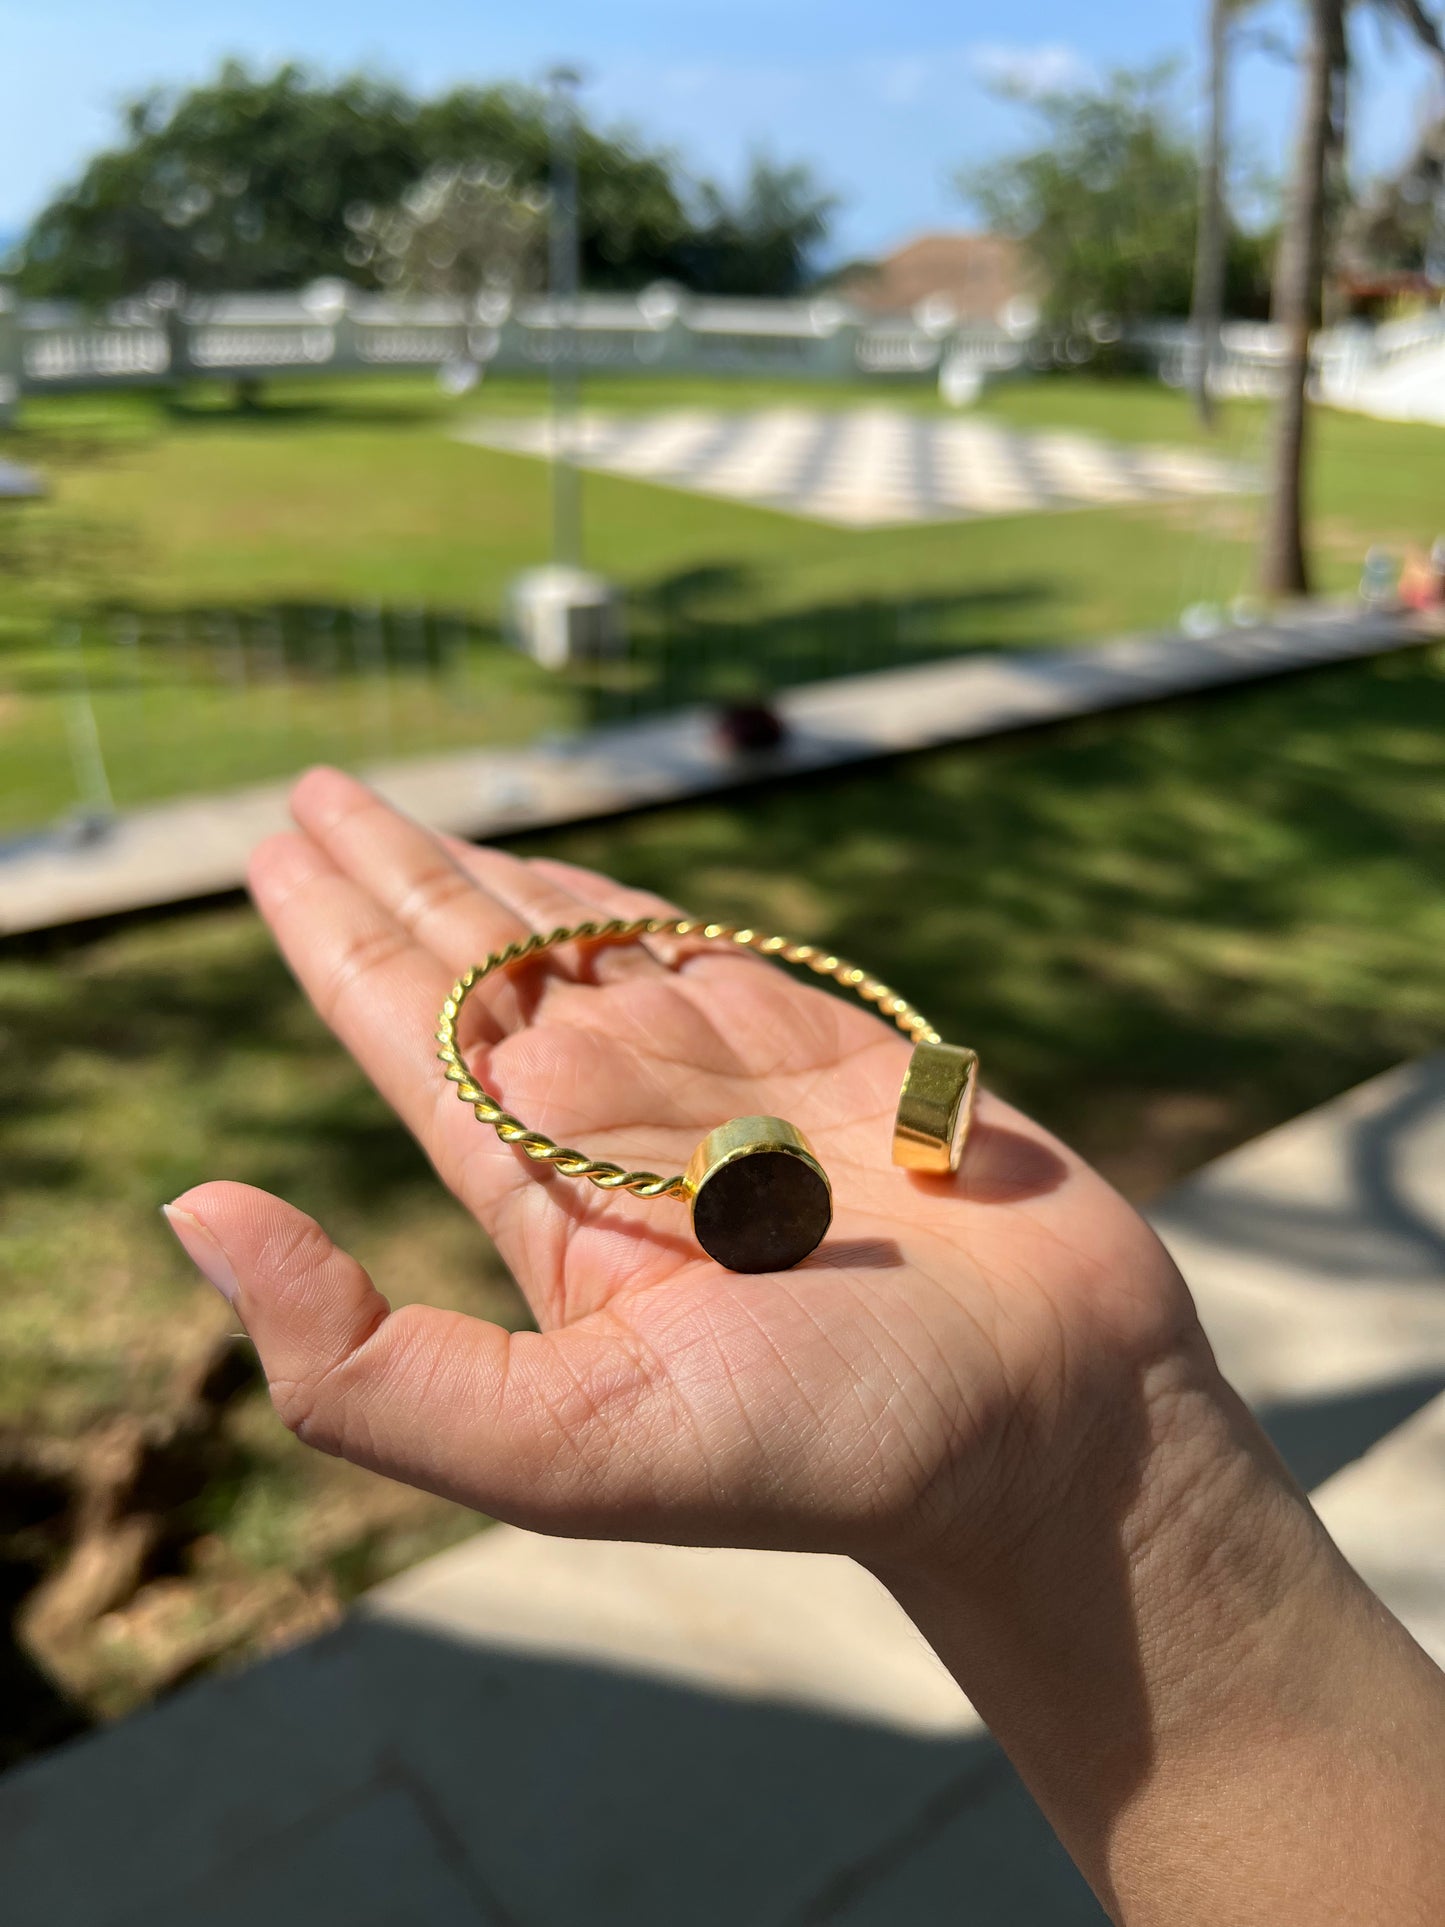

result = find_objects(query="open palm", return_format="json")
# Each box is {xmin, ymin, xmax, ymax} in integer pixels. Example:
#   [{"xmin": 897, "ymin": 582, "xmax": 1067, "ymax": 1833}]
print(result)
[{"xmin": 168, "ymin": 767, "xmax": 1196, "ymax": 1570}]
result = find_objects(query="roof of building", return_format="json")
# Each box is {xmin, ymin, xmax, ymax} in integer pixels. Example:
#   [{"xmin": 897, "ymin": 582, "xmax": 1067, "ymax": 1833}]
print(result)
[{"xmin": 838, "ymin": 231, "xmax": 1035, "ymax": 323}]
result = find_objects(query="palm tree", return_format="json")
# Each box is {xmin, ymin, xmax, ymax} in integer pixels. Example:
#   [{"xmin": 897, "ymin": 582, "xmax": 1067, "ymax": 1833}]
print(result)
[{"xmin": 1260, "ymin": 0, "xmax": 1445, "ymax": 597}]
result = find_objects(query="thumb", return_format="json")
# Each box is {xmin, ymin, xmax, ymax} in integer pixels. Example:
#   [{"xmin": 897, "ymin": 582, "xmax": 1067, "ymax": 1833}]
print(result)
[{"xmin": 162, "ymin": 1180, "xmax": 653, "ymax": 1530}]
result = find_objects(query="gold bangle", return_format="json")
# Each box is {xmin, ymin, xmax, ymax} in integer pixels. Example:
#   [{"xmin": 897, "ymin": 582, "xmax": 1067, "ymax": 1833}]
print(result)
[{"xmin": 435, "ymin": 916, "xmax": 977, "ymax": 1271}]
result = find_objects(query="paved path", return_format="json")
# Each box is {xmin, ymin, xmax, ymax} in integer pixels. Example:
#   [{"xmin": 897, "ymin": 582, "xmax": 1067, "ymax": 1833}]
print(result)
[
  {"xmin": 1, "ymin": 605, "xmax": 1428, "ymax": 937},
  {"xmin": 456, "ymin": 406, "xmax": 1254, "ymax": 527},
  {"xmin": 2, "ymin": 1058, "xmax": 1443, "ymax": 1925}
]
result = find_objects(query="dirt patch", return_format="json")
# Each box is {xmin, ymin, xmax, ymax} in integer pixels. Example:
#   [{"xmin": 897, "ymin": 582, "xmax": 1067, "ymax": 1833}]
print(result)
[{"xmin": 0, "ymin": 1335, "xmax": 340, "ymax": 1761}]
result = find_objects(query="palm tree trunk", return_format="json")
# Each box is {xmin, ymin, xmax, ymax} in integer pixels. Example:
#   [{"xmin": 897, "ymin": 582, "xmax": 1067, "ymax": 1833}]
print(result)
[
  {"xmin": 1260, "ymin": 0, "xmax": 1339, "ymax": 598},
  {"xmin": 1191, "ymin": 0, "xmax": 1229, "ymax": 430}
]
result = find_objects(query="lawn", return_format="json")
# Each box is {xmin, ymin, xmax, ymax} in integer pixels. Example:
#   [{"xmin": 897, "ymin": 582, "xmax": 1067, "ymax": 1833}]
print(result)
[
  {"xmin": 5, "ymin": 370, "xmax": 1441, "ymax": 831},
  {"xmin": 4, "ymin": 638, "xmax": 1443, "ymax": 1759}
]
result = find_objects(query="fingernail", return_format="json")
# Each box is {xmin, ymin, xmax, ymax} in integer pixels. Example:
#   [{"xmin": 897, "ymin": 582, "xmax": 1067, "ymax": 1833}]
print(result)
[{"xmin": 162, "ymin": 1203, "xmax": 239, "ymax": 1306}]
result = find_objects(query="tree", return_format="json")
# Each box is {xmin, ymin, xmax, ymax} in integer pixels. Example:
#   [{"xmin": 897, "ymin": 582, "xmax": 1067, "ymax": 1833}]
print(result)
[
  {"xmin": 18, "ymin": 64, "xmax": 417, "ymax": 301},
  {"xmin": 670, "ymin": 157, "xmax": 838, "ymax": 297},
  {"xmin": 14, "ymin": 63, "xmax": 689, "ymax": 303},
  {"xmin": 1191, "ymin": 0, "xmax": 1235, "ymax": 426},
  {"xmin": 1339, "ymin": 109, "xmax": 1445, "ymax": 283},
  {"xmin": 1260, "ymin": 1, "xmax": 1343, "ymax": 596},
  {"xmin": 964, "ymin": 67, "xmax": 1273, "ymax": 332},
  {"xmin": 14, "ymin": 62, "xmax": 839, "ymax": 306},
  {"xmin": 344, "ymin": 165, "xmax": 547, "ymax": 299},
  {"xmin": 1260, "ymin": 0, "xmax": 1445, "ymax": 598},
  {"xmin": 412, "ymin": 85, "xmax": 689, "ymax": 290}
]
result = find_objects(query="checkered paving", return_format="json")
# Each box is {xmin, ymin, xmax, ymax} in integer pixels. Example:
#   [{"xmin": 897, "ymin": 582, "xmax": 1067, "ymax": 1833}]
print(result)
[{"xmin": 455, "ymin": 406, "xmax": 1253, "ymax": 528}]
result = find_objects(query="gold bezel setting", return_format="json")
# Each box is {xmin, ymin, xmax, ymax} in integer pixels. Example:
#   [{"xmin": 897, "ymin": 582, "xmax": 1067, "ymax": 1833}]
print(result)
[{"xmin": 892, "ymin": 1042, "xmax": 979, "ymax": 1175}]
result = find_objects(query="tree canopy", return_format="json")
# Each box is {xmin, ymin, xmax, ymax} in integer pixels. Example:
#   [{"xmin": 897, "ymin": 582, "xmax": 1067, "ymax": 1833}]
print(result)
[
  {"xmin": 344, "ymin": 165, "xmax": 548, "ymax": 300},
  {"xmin": 670, "ymin": 157, "xmax": 839, "ymax": 297},
  {"xmin": 1342, "ymin": 112, "xmax": 1445, "ymax": 282},
  {"xmin": 963, "ymin": 67, "xmax": 1275, "ymax": 327},
  {"xmin": 14, "ymin": 62, "xmax": 836, "ymax": 303}
]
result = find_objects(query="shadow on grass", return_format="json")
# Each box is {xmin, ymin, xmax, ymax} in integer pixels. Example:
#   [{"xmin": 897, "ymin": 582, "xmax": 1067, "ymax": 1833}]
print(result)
[
  {"xmin": 2, "ymin": 645, "xmax": 1444, "ymax": 1780},
  {"xmin": 0, "ymin": 920, "xmax": 439, "ymax": 1214},
  {"xmin": 523, "ymin": 643, "xmax": 1445, "ymax": 1189},
  {"xmin": 158, "ymin": 388, "xmax": 453, "ymax": 430},
  {"xmin": 6, "ymin": 641, "xmax": 1444, "ymax": 1200},
  {"xmin": 3, "ymin": 599, "xmax": 505, "ymax": 692},
  {"xmin": 7, "ymin": 566, "xmax": 1053, "ymax": 730},
  {"xmin": 584, "ymin": 560, "xmax": 1053, "ymax": 727}
]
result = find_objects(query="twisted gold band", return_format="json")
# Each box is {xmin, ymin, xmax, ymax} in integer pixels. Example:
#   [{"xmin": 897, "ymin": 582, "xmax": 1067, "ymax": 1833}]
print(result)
[{"xmin": 435, "ymin": 916, "xmax": 941, "ymax": 1202}]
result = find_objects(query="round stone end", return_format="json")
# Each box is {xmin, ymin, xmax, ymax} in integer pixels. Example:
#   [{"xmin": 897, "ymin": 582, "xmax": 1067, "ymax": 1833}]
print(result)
[{"xmin": 689, "ymin": 1130, "xmax": 832, "ymax": 1273}]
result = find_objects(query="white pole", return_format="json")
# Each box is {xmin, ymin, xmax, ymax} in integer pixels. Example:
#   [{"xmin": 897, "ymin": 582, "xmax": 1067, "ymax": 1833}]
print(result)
[
  {"xmin": 57, "ymin": 620, "xmax": 116, "ymax": 820},
  {"xmin": 547, "ymin": 64, "xmax": 584, "ymax": 569}
]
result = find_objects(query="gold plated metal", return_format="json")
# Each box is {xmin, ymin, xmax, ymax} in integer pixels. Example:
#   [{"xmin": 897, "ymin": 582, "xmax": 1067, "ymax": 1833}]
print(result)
[
  {"xmin": 892, "ymin": 1042, "xmax": 979, "ymax": 1175},
  {"xmin": 434, "ymin": 915, "xmax": 974, "ymax": 1270},
  {"xmin": 684, "ymin": 1117, "xmax": 832, "ymax": 1272}
]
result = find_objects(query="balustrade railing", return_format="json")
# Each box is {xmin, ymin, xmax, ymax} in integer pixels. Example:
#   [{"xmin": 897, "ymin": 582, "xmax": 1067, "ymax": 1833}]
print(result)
[
  {"xmin": 0, "ymin": 286, "xmax": 1009, "ymax": 414},
  {"xmin": 1, "ymin": 282, "xmax": 1441, "ymax": 424}
]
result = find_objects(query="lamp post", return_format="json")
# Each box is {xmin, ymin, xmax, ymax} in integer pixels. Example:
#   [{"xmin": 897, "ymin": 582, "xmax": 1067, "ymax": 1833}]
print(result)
[
  {"xmin": 547, "ymin": 63, "xmax": 583, "ymax": 569},
  {"xmin": 504, "ymin": 62, "xmax": 622, "ymax": 674}
]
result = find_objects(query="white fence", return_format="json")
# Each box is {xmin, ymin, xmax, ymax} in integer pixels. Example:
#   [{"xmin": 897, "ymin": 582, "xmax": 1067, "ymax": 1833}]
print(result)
[
  {"xmin": 3, "ymin": 283, "xmax": 1444, "ymax": 424},
  {"xmin": 1139, "ymin": 310, "xmax": 1445, "ymax": 416},
  {"xmin": 0, "ymin": 284, "xmax": 1031, "ymax": 417}
]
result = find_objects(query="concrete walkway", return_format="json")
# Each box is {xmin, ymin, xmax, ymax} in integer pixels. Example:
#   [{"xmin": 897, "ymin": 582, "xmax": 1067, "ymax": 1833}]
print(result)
[
  {"xmin": 3, "ymin": 1057, "xmax": 1443, "ymax": 1925},
  {"xmin": 1, "ymin": 604, "xmax": 1430, "ymax": 936}
]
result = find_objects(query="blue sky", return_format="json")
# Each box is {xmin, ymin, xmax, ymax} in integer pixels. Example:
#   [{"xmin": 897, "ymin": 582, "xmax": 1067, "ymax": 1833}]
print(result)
[{"xmin": 0, "ymin": 0, "xmax": 1440, "ymax": 261}]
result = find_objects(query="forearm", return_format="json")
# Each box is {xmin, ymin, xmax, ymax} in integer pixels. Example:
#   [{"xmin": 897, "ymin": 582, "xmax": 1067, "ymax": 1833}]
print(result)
[{"xmin": 873, "ymin": 1335, "xmax": 1445, "ymax": 1925}]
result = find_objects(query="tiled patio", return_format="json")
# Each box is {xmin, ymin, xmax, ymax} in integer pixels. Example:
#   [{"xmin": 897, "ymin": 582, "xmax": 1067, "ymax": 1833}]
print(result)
[{"xmin": 455, "ymin": 406, "xmax": 1254, "ymax": 527}]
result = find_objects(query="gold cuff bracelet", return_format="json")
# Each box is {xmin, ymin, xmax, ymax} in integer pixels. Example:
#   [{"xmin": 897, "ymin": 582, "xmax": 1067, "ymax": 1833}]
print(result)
[{"xmin": 435, "ymin": 917, "xmax": 978, "ymax": 1272}]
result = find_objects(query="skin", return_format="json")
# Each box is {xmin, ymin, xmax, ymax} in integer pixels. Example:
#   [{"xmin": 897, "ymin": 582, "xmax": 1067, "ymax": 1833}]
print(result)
[{"xmin": 166, "ymin": 765, "xmax": 1445, "ymax": 1925}]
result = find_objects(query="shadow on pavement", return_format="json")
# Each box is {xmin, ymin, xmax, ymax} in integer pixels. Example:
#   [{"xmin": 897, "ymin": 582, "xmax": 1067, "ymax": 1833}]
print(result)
[
  {"xmin": 3, "ymin": 1362, "xmax": 1443, "ymax": 1927},
  {"xmin": 0, "ymin": 1619, "xmax": 1104, "ymax": 1927}
]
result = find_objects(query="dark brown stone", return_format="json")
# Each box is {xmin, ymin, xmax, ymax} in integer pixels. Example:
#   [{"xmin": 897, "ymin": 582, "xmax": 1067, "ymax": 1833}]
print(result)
[{"xmin": 691, "ymin": 1149, "xmax": 832, "ymax": 1273}]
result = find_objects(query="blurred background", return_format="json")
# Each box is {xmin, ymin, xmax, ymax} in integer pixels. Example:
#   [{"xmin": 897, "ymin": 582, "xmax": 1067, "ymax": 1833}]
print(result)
[{"xmin": 2, "ymin": 0, "xmax": 1444, "ymax": 1885}]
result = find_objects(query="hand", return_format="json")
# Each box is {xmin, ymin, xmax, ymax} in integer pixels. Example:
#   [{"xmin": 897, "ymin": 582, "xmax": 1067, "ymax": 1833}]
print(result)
[
  {"xmin": 165, "ymin": 769, "xmax": 1445, "ymax": 1923},
  {"xmin": 165, "ymin": 767, "xmax": 1194, "ymax": 1564}
]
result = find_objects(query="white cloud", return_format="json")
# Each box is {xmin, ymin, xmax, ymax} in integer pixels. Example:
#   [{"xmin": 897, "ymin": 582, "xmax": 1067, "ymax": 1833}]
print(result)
[
  {"xmin": 968, "ymin": 42, "xmax": 1094, "ymax": 101},
  {"xmin": 851, "ymin": 43, "xmax": 1094, "ymax": 113}
]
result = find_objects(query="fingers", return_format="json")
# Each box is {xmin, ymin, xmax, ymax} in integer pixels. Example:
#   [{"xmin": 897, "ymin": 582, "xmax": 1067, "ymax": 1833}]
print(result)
[
  {"xmin": 163, "ymin": 1182, "xmax": 667, "ymax": 1530},
  {"xmin": 292, "ymin": 767, "xmax": 665, "ymax": 988},
  {"xmin": 521, "ymin": 855, "xmax": 686, "ymax": 928},
  {"xmin": 442, "ymin": 840, "xmax": 668, "ymax": 984},
  {"xmin": 495, "ymin": 850, "xmax": 776, "ymax": 988},
  {"xmin": 247, "ymin": 828, "xmax": 527, "ymax": 1227},
  {"xmin": 249, "ymin": 777, "xmax": 733, "ymax": 1296},
  {"xmin": 290, "ymin": 767, "xmax": 532, "ymax": 988}
]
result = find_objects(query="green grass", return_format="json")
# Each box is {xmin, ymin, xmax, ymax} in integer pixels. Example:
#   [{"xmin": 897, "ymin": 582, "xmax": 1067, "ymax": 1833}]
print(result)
[
  {"xmin": 7, "ymin": 371, "xmax": 1442, "ymax": 831},
  {"xmin": 3, "ymin": 367, "xmax": 1443, "ymax": 1756},
  {"xmin": 528, "ymin": 642, "xmax": 1445, "ymax": 1185},
  {"xmin": 0, "ymin": 902, "xmax": 527, "ymax": 1740},
  {"xmin": 4, "ymin": 638, "xmax": 1443, "ymax": 1748}
]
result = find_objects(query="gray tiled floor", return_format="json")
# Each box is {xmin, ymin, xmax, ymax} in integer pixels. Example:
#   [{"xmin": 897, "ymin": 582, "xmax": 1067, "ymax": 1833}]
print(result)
[{"xmin": 122, "ymin": 1782, "xmax": 491, "ymax": 1927}]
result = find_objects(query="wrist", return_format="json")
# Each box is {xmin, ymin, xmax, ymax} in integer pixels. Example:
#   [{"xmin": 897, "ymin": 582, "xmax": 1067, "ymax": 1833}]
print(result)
[
  {"xmin": 869, "ymin": 1331, "xmax": 1445, "ymax": 1922},
  {"xmin": 871, "ymin": 1333, "xmax": 1339, "ymax": 1909},
  {"xmin": 872, "ymin": 1324, "xmax": 1331, "ymax": 1681},
  {"xmin": 874, "ymin": 1310, "xmax": 1303, "ymax": 1600}
]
